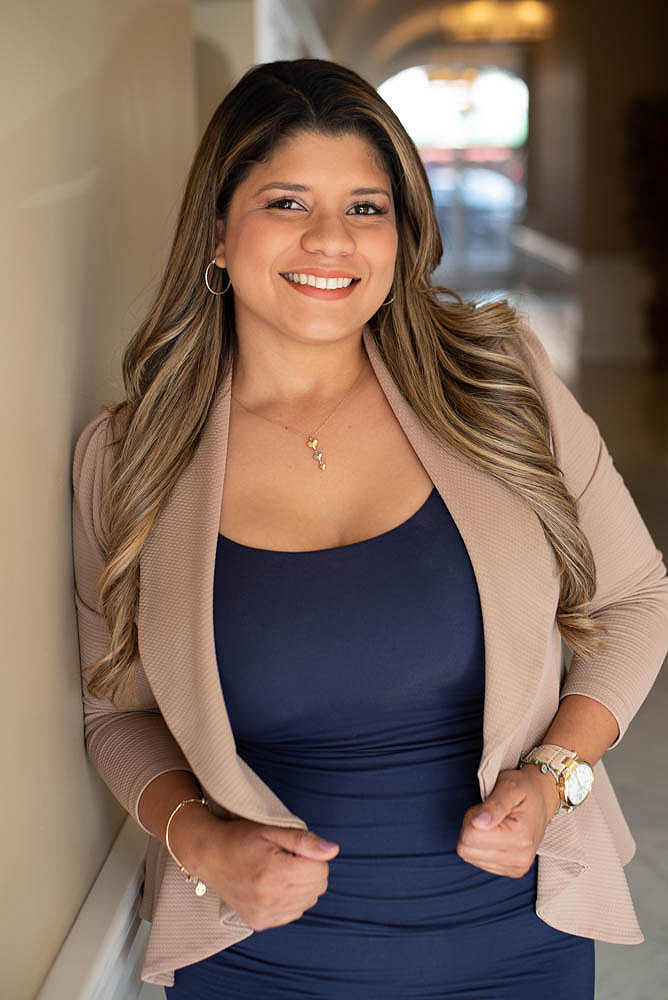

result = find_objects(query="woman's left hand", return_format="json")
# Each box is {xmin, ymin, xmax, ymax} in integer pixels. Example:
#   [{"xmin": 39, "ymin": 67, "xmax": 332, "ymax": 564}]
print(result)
[{"xmin": 456, "ymin": 765, "xmax": 561, "ymax": 878}]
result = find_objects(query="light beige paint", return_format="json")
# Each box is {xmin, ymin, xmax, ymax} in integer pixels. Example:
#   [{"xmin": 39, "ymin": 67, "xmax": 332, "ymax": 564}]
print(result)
[
  {"xmin": 195, "ymin": 0, "xmax": 256, "ymax": 133},
  {"xmin": 0, "ymin": 1, "xmax": 196, "ymax": 996},
  {"xmin": 194, "ymin": 1, "xmax": 330, "ymax": 138}
]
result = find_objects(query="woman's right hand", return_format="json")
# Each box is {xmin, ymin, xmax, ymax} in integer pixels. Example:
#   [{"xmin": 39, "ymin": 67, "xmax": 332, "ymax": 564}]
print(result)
[{"xmin": 170, "ymin": 806, "xmax": 340, "ymax": 931}]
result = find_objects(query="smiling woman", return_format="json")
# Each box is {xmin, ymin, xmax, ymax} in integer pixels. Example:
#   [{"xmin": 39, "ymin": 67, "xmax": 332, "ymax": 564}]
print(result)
[
  {"xmin": 211, "ymin": 130, "xmax": 398, "ymax": 349},
  {"xmin": 71, "ymin": 57, "xmax": 668, "ymax": 997}
]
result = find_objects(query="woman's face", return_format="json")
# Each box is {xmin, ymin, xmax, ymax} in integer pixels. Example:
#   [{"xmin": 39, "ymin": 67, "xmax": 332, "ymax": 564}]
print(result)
[{"xmin": 214, "ymin": 129, "xmax": 398, "ymax": 346}]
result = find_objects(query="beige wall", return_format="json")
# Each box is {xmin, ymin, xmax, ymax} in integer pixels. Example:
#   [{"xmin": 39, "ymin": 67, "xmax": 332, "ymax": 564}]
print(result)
[
  {"xmin": 195, "ymin": 0, "xmax": 256, "ymax": 133},
  {"xmin": 194, "ymin": 0, "xmax": 329, "ymax": 138},
  {"xmin": 0, "ymin": 2, "xmax": 196, "ymax": 996}
]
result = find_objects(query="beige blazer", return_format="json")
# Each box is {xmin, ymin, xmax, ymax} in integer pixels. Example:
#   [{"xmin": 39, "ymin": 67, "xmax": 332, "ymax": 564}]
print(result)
[{"xmin": 71, "ymin": 323, "xmax": 668, "ymax": 988}]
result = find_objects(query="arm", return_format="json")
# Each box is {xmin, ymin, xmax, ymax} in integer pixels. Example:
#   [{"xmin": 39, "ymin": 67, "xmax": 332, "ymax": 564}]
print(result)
[
  {"xmin": 514, "ymin": 321, "xmax": 668, "ymax": 746},
  {"xmin": 72, "ymin": 408, "xmax": 196, "ymax": 836},
  {"xmin": 457, "ymin": 324, "xmax": 668, "ymax": 875},
  {"xmin": 509, "ymin": 693, "xmax": 620, "ymax": 818},
  {"xmin": 137, "ymin": 769, "xmax": 222, "ymax": 871},
  {"xmin": 541, "ymin": 692, "xmax": 619, "ymax": 765}
]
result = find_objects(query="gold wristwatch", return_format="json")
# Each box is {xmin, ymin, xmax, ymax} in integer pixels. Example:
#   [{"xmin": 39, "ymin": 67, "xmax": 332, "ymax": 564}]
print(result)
[{"xmin": 518, "ymin": 743, "xmax": 594, "ymax": 815}]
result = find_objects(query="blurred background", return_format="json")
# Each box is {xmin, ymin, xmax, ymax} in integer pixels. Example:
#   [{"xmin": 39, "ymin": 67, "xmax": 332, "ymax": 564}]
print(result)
[{"xmin": 2, "ymin": 2, "xmax": 666, "ymax": 997}]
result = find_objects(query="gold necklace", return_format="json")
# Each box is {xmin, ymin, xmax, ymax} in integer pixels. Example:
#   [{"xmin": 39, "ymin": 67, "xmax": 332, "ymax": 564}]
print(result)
[{"xmin": 231, "ymin": 361, "xmax": 368, "ymax": 471}]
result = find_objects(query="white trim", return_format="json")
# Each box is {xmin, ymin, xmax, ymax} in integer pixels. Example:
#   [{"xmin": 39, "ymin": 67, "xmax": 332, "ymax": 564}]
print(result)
[{"xmin": 36, "ymin": 817, "xmax": 162, "ymax": 999}]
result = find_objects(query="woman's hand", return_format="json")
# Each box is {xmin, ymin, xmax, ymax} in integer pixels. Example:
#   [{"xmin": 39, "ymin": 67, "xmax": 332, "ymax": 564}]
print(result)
[
  {"xmin": 170, "ymin": 805, "xmax": 340, "ymax": 931},
  {"xmin": 456, "ymin": 765, "xmax": 560, "ymax": 878}
]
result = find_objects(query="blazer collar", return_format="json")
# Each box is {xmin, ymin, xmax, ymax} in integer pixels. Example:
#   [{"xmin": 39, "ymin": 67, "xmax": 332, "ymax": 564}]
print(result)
[{"xmin": 138, "ymin": 324, "xmax": 561, "ymax": 827}]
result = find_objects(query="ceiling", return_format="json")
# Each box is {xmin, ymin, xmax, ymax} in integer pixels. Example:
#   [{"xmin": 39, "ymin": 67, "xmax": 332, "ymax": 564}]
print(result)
[{"xmin": 303, "ymin": 0, "xmax": 549, "ymax": 84}]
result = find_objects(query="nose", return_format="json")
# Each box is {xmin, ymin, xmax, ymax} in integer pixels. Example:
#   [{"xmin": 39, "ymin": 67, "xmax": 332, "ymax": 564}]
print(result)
[{"xmin": 300, "ymin": 209, "xmax": 356, "ymax": 256}]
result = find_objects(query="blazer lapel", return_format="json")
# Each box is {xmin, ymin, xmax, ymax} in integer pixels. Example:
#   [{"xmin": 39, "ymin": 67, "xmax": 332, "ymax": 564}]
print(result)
[
  {"xmin": 138, "ymin": 323, "xmax": 561, "ymax": 827},
  {"xmin": 137, "ymin": 358, "xmax": 309, "ymax": 830},
  {"xmin": 361, "ymin": 327, "xmax": 562, "ymax": 797}
]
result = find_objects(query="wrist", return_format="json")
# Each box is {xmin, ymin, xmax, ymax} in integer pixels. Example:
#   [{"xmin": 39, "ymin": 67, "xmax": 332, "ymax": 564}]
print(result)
[
  {"xmin": 166, "ymin": 799, "xmax": 219, "ymax": 872},
  {"xmin": 520, "ymin": 761, "xmax": 561, "ymax": 817}
]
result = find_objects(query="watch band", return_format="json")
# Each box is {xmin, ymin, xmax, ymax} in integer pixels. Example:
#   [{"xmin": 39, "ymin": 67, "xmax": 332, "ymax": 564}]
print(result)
[
  {"xmin": 518, "ymin": 743, "xmax": 581, "ymax": 816},
  {"xmin": 525, "ymin": 743, "xmax": 578, "ymax": 773}
]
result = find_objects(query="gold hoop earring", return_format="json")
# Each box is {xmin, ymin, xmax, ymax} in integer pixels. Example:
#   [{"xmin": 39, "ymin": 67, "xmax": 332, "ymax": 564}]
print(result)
[{"xmin": 205, "ymin": 259, "xmax": 231, "ymax": 295}]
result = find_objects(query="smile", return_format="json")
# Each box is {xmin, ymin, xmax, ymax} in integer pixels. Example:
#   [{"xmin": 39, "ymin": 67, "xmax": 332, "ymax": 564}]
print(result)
[{"xmin": 279, "ymin": 272, "xmax": 361, "ymax": 300}]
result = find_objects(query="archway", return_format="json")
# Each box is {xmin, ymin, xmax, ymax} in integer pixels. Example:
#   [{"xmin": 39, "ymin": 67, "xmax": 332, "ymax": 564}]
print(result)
[{"xmin": 379, "ymin": 64, "xmax": 528, "ymax": 289}]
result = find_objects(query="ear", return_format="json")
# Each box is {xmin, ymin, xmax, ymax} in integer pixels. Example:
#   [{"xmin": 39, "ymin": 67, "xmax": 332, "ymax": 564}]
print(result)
[{"xmin": 214, "ymin": 213, "xmax": 226, "ymax": 268}]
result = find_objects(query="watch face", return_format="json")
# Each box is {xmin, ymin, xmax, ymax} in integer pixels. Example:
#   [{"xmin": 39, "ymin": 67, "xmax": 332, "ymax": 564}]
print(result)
[{"xmin": 564, "ymin": 762, "xmax": 593, "ymax": 805}]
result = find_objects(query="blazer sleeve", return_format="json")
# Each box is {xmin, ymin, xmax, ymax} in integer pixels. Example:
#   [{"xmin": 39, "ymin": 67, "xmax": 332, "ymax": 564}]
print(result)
[
  {"xmin": 511, "ymin": 322, "xmax": 668, "ymax": 748},
  {"xmin": 71, "ymin": 407, "xmax": 194, "ymax": 835}
]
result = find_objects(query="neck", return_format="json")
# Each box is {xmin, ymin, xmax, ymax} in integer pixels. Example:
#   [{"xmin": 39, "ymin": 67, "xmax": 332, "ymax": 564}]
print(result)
[{"xmin": 230, "ymin": 327, "xmax": 371, "ymax": 413}]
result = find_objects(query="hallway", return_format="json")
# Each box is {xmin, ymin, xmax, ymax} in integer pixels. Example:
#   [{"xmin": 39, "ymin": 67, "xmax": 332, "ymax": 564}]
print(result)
[{"xmin": 3, "ymin": 1, "xmax": 666, "ymax": 997}]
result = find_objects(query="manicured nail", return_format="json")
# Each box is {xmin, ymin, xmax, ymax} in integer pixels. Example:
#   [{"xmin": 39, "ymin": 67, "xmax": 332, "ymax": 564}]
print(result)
[
  {"xmin": 318, "ymin": 840, "xmax": 338, "ymax": 851},
  {"xmin": 474, "ymin": 811, "xmax": 492, "ymax": 826}
]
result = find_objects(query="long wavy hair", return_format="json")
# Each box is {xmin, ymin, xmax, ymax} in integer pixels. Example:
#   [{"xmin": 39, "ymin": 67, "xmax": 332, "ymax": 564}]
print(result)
[{"xmin": 87, "ymin": 57, "xmax": 606, "ymax": 705}]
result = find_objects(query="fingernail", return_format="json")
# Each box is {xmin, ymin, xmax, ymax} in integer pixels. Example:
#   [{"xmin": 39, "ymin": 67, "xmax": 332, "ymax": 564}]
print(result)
[
  {"xmin": 474, "ymin": 811, "xmax": 492, "ymax": 826},
  {"xmin": 318, "ymin": 840, "xmax": 338, "ymax": 851}
]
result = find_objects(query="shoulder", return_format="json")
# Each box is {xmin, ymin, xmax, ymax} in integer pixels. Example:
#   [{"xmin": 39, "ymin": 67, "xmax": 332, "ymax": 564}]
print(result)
[
  {"xmin": 72, "ymin": 405, "xmax": 119, "ymax": 496},
  {"xmin": 73, "ymin": 402, "xmax": 131, "ymax": 482},
  {"xmin": 73, "ymin": 406, "xmax": 112, "ymax": 475}
]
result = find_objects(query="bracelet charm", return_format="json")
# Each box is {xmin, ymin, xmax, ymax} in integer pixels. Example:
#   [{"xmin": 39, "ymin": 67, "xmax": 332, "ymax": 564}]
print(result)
[{"xmin": 165, "ymin": 796, "xmax": 211, "ymax": 896}]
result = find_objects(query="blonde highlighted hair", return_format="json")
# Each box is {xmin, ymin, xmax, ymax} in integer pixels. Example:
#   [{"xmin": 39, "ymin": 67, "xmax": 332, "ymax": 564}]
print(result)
[{"xmin": 86, "ymin": 58, "xmax": 605, "ymax": 705}]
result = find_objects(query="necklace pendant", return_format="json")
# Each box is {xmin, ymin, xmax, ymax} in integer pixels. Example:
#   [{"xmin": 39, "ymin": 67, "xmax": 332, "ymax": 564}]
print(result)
[{"xmin": 306, "ymin": 437, "xmax": 327, "ymax": 471}]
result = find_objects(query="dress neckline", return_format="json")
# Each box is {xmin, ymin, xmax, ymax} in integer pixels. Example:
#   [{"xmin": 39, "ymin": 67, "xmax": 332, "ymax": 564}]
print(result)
[{"xmin": 217, "ymin": 485, "xmax": 437, "ymax": 556}]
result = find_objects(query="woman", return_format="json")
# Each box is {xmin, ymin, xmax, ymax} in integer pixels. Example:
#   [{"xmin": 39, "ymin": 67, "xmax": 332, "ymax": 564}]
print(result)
[{"xmin": 71, "ymin": 59, "xmax": 668, "ymax": 996}]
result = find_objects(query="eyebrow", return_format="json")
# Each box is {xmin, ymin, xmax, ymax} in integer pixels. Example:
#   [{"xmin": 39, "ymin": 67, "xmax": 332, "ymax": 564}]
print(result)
[{"xmin": 252, "ymin": 182, "xmax": 392, "ymax": 199}]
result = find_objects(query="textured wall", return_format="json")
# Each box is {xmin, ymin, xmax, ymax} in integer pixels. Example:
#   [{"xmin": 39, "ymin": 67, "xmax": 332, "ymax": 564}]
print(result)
[{"xmin": 0, "ymin": 2, "xmax": 196, "ymax": 995}]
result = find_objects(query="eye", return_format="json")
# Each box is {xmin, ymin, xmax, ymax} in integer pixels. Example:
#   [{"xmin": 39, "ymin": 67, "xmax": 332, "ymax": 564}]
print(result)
[
  {"xmin": 266, "ymin": 198, "xmax": 304, "ymax": 210},
  {"xmin": 349, "ymin": 202, "xmax": 387, "ymax": 216},
  {"xmin": 265, "ymin": 198, "xmax": 388, "ymax": 215}
]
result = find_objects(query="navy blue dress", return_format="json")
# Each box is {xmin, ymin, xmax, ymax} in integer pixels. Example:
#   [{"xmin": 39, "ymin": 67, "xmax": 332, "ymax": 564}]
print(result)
[{"xmin": 165, "ymin": 485, "xmax": 594, "ymax": 998}]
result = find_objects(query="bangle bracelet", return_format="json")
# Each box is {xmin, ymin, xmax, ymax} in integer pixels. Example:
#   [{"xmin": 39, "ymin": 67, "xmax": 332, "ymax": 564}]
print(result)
[{"xmin": 165, "ymin": 797, "xmax": 210, "ymax": 896}]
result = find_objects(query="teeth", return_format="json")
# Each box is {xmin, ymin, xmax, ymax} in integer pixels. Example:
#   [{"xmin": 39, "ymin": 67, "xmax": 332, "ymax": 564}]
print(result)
[{"xmin": 283, "ymin": 273, "xmax": 355, "ymax": 289}]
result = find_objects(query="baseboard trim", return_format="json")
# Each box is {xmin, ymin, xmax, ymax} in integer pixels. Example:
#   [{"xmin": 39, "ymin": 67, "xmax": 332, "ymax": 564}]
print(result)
[{"xmin": 36, "ymin": 816, "xmax": 155, "ymax": 999}]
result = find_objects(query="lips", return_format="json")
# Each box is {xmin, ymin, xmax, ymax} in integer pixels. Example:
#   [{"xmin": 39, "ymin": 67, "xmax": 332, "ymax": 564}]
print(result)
[
  {"xmin": 279, "ymin": 272, "xmax": 361, "ymax": 289},
  {"xmin": 279, "ymin": 272, "xmax": 361, "ymax": 299},
  {"xmin": 279, "ymin": 270, "xmax": 361, "ymax": 280}
]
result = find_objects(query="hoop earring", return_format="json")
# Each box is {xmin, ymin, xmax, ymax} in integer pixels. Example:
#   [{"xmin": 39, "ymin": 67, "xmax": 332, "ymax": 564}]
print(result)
[
  {"xmin": 205, "ymin": 259, "xmax": 231, "ymax": 295},
  {"xmin": 379, "ymin": 289, "xmax": 394, "ymax": 306}
]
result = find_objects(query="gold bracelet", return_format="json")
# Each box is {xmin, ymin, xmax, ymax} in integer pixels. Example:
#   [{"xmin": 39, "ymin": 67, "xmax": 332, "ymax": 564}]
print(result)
[{"xmin": 165, "ymin": 796, "xmax": 210, "ymax": 896}]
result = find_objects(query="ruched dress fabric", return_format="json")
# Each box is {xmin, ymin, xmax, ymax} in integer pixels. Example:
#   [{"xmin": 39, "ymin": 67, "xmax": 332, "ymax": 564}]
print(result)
[{"xmin": 165, "ymin": 485, "xmax": 594, "ymax": 999}]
